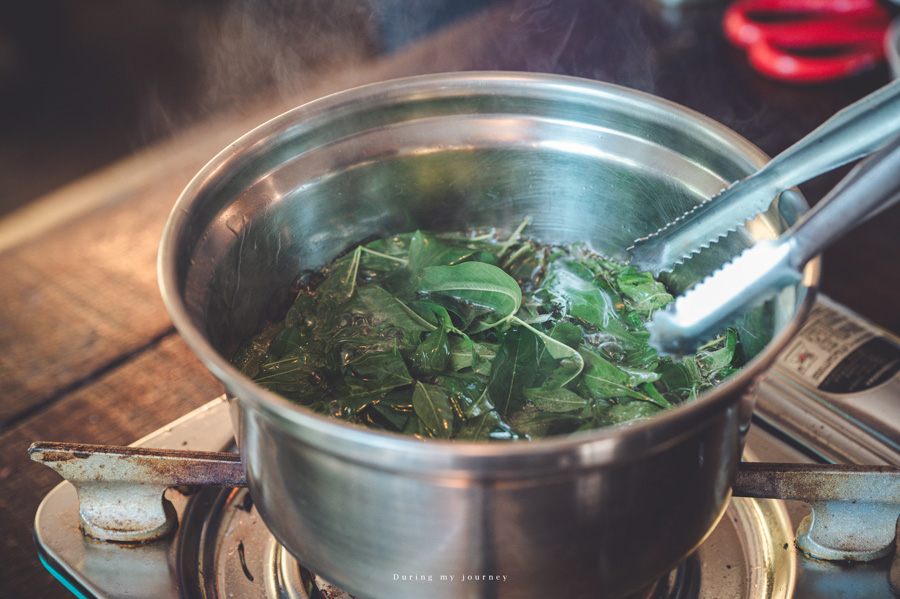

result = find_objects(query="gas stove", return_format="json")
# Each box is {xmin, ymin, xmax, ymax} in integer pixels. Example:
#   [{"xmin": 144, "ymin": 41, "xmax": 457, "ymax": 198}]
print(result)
[{"xmin": 32, "ymin": 296, "xmax": 900, "ymax": 599}]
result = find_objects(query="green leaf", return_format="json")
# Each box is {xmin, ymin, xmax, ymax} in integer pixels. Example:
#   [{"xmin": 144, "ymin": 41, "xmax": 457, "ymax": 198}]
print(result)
[
  {"xmin": 696, "ymin": 329, "xmax": 738, "ymax": 378},
  {"xmin": 448, "ymin": 335, "xmax": 497, "ymax": 374},
  {"xmin": 456, "ymin": 411, "xmax": 503, "ymax": 441},
  {"xmin": 360, "ymin": 235, "xmax": 411, "ymax": 272},
  {"xmin": 408, "ymin": 300, "xmax": 453, "ymax": 328},
  {"xmin": 436, "ymin": 373, "xmax": 492, "ymax": 418},
  {"xmin": 541, "ymin": 262, "xmax": 617, "ymax": 326},
  {"xmin": 353, "ymin": 285, "xmax": 435, "ymax": 342},
  {"xmin": 507, "ymin": 405, "xmax": 581, "ymax": 438},
  {"xmin": 285, "ymin": 293, "xmax": 316, "ymax": 329},
  {"xmin": 410, "ymin": 323, "xmax": 451, "ymax": 377},
  {"xmin": 580, "ymin": 350, "xmax": 657, "ymax": 402},
  {"xmin": 412, "ymin": 382, "xmax": 456, "ymax": 438},
  {"xmin": 639, "ymin": 382, "xmax": 673, "ymax": 408},
  {"xmin": 316, "ymin": 247, "xmax": 361, "ymax": 306},
  {"xmin": 467, "ymin": 387, "xmax": 494, "ymax": 418},
  {"xmin": 407, "ymin": 230, "xmax": 475, "ymax": 272},
  {"xmin": 267, "ymin": 327, "xmax": 306, "ymax": 359},
  {"xmin": 524, "ymin": 386, "xmax": 589, "ymax": 412},
  {"xmin": 345, "ymin": 350, "xmax": 414, "ymax": 393},
  {"xmin": 364, "ymin": 403, "xmax": 411, "ymax": 432},
  {"xmin": 599, "ymin": 401, "xmax": 663, "ymax": 426},
  {"xmin": 547, "ymin": 321, "xmax": 583, "ymax": 349},
  {"xmin": 509, "ymin": 317, "xmax": 584, "ymax": 387},
  {"xmin": 486, "ymin": 327, "xmax": 539, "ymax": 417},
  {"xmin": 418, "ymin": 262, "xmax": 522, "ymax": 332},
  {"xmin": 614, "ymin": 266, "xmax": 674, "ymax": 316},
  {"xmin": 253, "ymin": 350, "xmax": 322, "ymax": 398}
]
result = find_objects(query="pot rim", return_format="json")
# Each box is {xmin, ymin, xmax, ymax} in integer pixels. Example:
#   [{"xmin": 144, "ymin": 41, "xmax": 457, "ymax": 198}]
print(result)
[{"xmin": 158, "ymin": 71, "xmax": 820, "ymax": 466}]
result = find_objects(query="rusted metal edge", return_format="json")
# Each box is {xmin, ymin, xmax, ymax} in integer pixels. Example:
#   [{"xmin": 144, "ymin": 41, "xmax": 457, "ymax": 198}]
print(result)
[
  {"xmin": 735, "ymin": 462, "xmax": 900, "ymax": 562},
  {"xmin": 29, "ymin": 441, "xmax": 247, "ymax": 542}
]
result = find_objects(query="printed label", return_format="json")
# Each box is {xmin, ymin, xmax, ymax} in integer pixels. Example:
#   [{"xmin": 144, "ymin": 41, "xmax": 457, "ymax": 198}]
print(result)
[
  {"xmin": 775, "ymin": 300, "xmax": 900, "ymax": 393},
  {"xmin": 818, "ymin": 338, "xmax": 900, "ymax": 393}
]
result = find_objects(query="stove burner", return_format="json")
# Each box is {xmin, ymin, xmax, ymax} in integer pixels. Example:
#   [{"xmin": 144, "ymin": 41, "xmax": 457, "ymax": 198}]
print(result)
[
  {"xmin": 624, "ymin": 555, "xmax": 700, "ymax": 599},
  {"xmin": 653, "ymin": 557, "xmax": 701, "ymax": 599}
]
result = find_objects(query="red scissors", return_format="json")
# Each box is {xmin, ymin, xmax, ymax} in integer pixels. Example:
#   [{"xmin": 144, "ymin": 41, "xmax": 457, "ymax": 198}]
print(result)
[{"xmin": 723, "ymin": 0, "xmax": 893, "ymax": 82}]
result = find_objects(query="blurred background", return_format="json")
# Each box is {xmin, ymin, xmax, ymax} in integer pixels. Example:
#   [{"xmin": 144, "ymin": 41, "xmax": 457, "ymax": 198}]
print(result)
[
  {"xmin": 0, "ymin": 0, "xmax": 501, "ymax": 218},
  {"xmin": 4, "ymin": 2, "xmax": 900, "ymax": 597},
  {"xmin": 3, "ymin": 0, "xmax": 897, "ymax": 330}
]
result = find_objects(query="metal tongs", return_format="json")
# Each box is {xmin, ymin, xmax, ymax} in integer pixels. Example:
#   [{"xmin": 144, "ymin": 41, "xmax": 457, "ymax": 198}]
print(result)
[
  {"xmin": 628, "ymin": 77, "xmax": 900, "ymax": 277},
  {"xmin": 647, "ymin": 131, "xmax": 900, "ymax": 356}
]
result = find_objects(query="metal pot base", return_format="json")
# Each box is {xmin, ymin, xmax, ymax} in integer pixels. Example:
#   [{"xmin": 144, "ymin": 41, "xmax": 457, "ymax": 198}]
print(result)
[{"xmin": 175, "ymin": 484, "xmax": 791, "ymax": 599}]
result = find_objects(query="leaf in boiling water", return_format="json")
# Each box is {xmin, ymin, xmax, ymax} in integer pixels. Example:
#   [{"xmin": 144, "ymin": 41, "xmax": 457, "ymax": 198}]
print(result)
[
  {"xmin": 448, "ymin": 334, "xmax": 478, "ymax": 372},
  {"xmin": 541, "ymin": 262, "xmax": 619, "ymax": 328},
  {"xmin": 524, "ymin": 386, "xmax": 589, "ymax": 413},
  {"xmin": 410, "ymin": 323, "xmax": 451, "ymax": 377},
  {"xmin": 412, "ymin": 381, "xmax": 456, "ymax": 438},
  {"xmin": 510, "ymin": 317, "xmax": 584, "ymax": 387},
  {"xmin": 266, "ymin": 327, "xmax": 306, "ymax": 359},
  {"xmin": 366, "ymin": 403, "xmax": 412, "ymax": 432},
  {"xmin": 418, "ymin": 262, "xmax": 522, "ymax": 332},
  {"xmin": 638, "ymin": 382, "xmax": 673, "ymax": 408},
  {"xmin": 253, "ymin": 350, "xmax": 322, "ymax": 399},
  {"xmin": 456, "ymin": 411, "xmax": 503, "ymax": 441},
  {"xmin": 316, "ymin": 247, "xmax": 362, "ymax": 307},
  {"xmin": 408, "ymin": 300, "xmax": 459, "ymax": 333},
  {"xmin": 360, "ymin": 235, "xmax": 412, "ymax": 273},
  {"xmin": 599, "ymin": 401, "xmax": 663, "ymax": 425},
  {"xmin": 546, "ymin": 321, "xmax": 582, "ymax": 349},
  {"xmin": 696, "ymin": 329, "xmax": 738, "ymax": 379},
  {"xmin": 407, "ymin": 230, "xmax": 476, "ymax": 272},
  {"xmin": 345, "ymin": 349, "xmax": 414, "ymax": 394},
  {"xmin": 580, "ymin": 349, "xmax": 658, "ymax": 402},
  {"xmin": 486, "ymin": 327, "xmax": 539, "ymax": 417},
  {"xmin": 613, "ymin": 266, "xmax": 674, "ymax": 316},
  {"xmin": 435, "ymin": 372, "xmax": 491, "ymax": 418},
  {"xmin": 447, "ymin": 335, "xmax": 497, "ymax": 374},
  {"xmin": 507, "ymin": 405, "xmax": 582, "ymax": 438},
  {"xmin": 353, "ymin": 285, "xmax": 435, "ymax": 342}
]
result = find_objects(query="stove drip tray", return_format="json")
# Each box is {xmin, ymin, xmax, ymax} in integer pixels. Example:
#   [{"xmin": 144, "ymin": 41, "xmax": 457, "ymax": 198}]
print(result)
[{"xmin": 173, "ymin": 480, "xmax": 794, "ymax": 599}]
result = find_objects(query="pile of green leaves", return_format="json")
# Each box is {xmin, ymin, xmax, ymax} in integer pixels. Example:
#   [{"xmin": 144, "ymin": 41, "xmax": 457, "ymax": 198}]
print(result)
[{"xmin": 233, "ymin": 223, "xmax": 741, "ymax": 440}]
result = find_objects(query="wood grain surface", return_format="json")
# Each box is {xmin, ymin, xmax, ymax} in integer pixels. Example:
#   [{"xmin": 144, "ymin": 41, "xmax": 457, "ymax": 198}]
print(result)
[{"xmin": 2, "ymin": 2, "xmax": 898, "ymax": 597}]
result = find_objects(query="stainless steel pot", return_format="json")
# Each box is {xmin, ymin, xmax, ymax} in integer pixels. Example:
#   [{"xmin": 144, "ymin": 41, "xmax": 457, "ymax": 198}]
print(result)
[{"xmin": 158, "ymin": 72, "xmax": 819, "ymax": 599}]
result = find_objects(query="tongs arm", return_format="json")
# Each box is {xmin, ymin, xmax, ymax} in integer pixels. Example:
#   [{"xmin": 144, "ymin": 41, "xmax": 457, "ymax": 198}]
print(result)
[
  {"xmin": 787, "ymin": 131, "xmax": 900, "ymax": 268},
  {"xmin": 628, "ymin": 77, "xmax": 900, "ymax": 275},
  {"xmin": 647, "ymin": 132, "xmax": 900, "ymax": 356}
]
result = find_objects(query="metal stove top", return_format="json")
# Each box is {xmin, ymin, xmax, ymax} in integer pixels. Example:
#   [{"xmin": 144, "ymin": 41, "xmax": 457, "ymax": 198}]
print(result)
[{"xmin": 32, "ymin": 297, "xmax": 900, "ymax": 599}]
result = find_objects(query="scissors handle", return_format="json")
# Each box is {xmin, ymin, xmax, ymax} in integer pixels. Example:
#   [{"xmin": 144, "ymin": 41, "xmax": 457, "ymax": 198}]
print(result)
[
  {"xmin": 723, "ymin": 0, "xmax": 892, "ymax": 82},
  {"xmin": 746, "ymin": 38, "xmax": 884, "ymax": 81}
]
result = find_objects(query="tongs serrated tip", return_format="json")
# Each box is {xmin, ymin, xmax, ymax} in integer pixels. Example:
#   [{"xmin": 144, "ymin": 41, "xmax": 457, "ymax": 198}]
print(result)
[
  {"xmin": 630, "ymin": 78, "xmax": 900, "ymax": 276},
  {"xmin": 627, "ymin": 185, "xmax": 753, "ymax": 276},
  {"xmin": 648, "ymin": 131, "xmax": 900, "ymax": 357},
  {"xmin": 647, "ymin": 240, "xmax": 797, "ymax": 356}
]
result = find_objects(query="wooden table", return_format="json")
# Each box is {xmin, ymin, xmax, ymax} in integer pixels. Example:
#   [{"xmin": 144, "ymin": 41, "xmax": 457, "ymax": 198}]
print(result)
[{"xmin": 3, "ymin": 2, "xmax": 898, "ymax": 596}]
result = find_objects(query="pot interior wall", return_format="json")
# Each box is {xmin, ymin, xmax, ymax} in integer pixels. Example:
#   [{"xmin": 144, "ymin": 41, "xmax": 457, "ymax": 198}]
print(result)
[{"xmin": 175, "ymin": 81, "xmax": 800, "ymax": 367}]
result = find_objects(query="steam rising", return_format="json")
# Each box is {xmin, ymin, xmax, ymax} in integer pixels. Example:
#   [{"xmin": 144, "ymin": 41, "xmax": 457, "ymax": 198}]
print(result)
[{"xmin": 137, "ymin": 0, "xmax": 376, "ymax": 142}]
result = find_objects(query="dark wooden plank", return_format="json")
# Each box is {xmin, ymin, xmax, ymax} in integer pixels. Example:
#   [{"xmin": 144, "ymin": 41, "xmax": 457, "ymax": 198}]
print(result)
[
  {"xmin": 0, "ymin": 333, "xmax": 222, "ymax": 599},
  {"xmin": 0, "ymin": 176, "xmax": 187, "ymax": 425}
]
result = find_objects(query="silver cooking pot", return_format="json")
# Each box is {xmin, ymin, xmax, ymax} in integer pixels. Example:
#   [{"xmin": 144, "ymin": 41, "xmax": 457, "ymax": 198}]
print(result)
[{"xmin": 158, "ymin": 72, "xmax": 818, "ymax": 599}]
